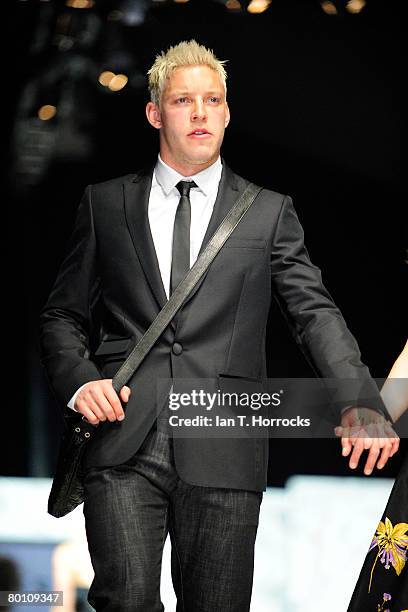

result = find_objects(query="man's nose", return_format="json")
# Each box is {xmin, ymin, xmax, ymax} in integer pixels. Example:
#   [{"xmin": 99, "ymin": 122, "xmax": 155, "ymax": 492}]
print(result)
[{"xmin": 191, "ymin": 99, "xmax": 207, "ymax": 121}]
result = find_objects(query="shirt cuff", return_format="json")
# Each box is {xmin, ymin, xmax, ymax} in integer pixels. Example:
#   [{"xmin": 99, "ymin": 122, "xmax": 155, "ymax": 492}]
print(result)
[{"xmin": 67, "ymin": 382, "xmax": 89, "ymax": 411}]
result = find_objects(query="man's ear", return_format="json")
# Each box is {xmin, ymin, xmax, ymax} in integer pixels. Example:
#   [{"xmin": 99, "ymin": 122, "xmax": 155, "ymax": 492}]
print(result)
[
  {"xmin": 146, "ymin": 101, "xmax": 162, "ymax": 129},
  {"xmin": 225, "ymin": 102, "xmax": 230, "ymax": 128}
]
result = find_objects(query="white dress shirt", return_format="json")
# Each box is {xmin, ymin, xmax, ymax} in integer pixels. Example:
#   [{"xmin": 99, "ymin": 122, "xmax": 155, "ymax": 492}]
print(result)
[{"xmin": 68, "ymin": 153, "xmax": 223, "ymax": 410}]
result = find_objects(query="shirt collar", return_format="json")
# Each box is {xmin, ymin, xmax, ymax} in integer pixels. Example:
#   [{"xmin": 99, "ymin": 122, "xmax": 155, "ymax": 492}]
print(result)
[{"xmin": 154, "ymin": 153, "xmax": 222, "ymax": 197}]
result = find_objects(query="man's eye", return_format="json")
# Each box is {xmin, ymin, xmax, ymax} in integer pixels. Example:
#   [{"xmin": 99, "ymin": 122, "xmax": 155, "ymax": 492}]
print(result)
[
  {"xmin": 209, "ymin": 97, "xmax": 220, "ymax": 103},
  {"xmin": 176, "ymin": 97, "xmax": 188, "ymax": 103}
]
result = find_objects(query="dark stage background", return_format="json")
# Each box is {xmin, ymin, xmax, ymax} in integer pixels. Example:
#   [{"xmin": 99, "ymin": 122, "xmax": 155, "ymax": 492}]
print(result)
[{"xmin": 4, "ymin": 0, "xmax": 406, "ymax": 485}]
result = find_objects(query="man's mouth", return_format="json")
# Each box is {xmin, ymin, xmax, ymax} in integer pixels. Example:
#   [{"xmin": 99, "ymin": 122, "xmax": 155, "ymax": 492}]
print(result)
[{"xmin": 188, "ymin": 129, "xmax": 211, "ymax": 138}]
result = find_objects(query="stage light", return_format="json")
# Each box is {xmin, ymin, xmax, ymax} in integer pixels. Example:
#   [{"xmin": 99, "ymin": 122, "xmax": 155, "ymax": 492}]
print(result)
[
  {"xmin": 320, "ymin": 1, "xmax": 338, "ymax": 15},
  {"xmin": 98, "ymin": 71, "xmax": 115, "ymax": 87},
  {"xmin": 65, "ymin": 0, "xmax": 95, "ymax": 8},
  {"xmin": 226, "ymin": 0, "xmax": 242, "ymax": 10},
  {"xmin": 346, "ymin": 0, "xmax": 366, "ymax": 14},
  {"xmin": 247, "ymin": 0, "xmax": 271, "ymax": 14},
  {"xmin": 38, "ymin": 105, "xmax": 57, "ymax": 121},
  {"xmin": 173, "ymin": 0, "xmax": 190, "ymax": 4},
  {"xmin": 108, "ymin": 74, "xmax": 128, "ymax": 92}
]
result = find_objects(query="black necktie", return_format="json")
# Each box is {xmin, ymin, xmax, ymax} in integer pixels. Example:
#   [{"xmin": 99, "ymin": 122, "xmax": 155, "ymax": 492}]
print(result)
[{"xmin": 170, "ymin": 180, "xmax": 197, "ymax": 296}]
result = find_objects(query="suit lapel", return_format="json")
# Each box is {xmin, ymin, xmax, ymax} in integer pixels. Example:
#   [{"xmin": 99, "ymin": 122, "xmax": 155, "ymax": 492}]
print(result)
[
  {"xmin": 123, "ymin": 158, "xmax": 241, "ymax": 329},
  {"xmin": 123, "ymin": 165, "xmax": 169, "ymax": 314},
  {"xmin": 179, "ymin": 158, "xmax": 240, "ymax": 308}
]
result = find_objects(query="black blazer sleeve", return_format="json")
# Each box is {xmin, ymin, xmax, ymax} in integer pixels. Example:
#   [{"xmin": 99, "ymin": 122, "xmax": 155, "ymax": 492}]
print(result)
[
  {"xmin": 39, "ymin": 185, "xmax": 103, "ymax": 414},
  {"xmin": 270, "ymin": 195, "xmax": 392, "ymax": 422}
]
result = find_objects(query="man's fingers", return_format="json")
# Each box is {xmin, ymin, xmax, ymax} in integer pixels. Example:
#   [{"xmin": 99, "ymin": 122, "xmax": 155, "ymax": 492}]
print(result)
[
  {"xmin": 377, "ymin": 437, "xmax": 394, "ymax": 470},
  {"xmin": 119, "ymin": 385, "xmax": 132, "ymax": 403},
  {"xmin": 391, "ymin": 435, "xmax": 400, "ymax": 457},
  {"xmin": 104, "ymin": 381, "xmax": 126, "ymax": 420},
  {"xmin": 376, "ymin": 421, "xmax": 399, "ymax": 465},
  {"xmin": 341, "ymin": 436, "xmax": 352, "ymax": 457},
  {"xmin": 97, "ymin": 389, "xmax": 119, "ymax": 422},
  {"xmin": 77, "ymin": 393, "xmax": 106, "ymax": 422},
  {"xmin": 363, "ymin": 428, "xmax": 381, "ymax": 475},
  {"xmin": 89, "ymin": 385, "xmax": 119, "ymax": 422},
  {"xmin": 348, "ymin": 433, "xmax": 367, "ymax": 469},
  {"xmin": 340, "ymin": 424, "xmax": 363, "ymax": 457},
  {"xmin": 384, "ymin": 422, "xmax": 400, "ymax": 456},
  {"xmin": 81, "ymin": 406, "xmax": 100, "ymax": 425}
]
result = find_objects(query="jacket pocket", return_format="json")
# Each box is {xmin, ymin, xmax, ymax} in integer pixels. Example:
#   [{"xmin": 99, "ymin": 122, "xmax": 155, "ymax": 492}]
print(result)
[
  {"xmin": 94, "ymin": 337, "xmax": 131, "ymax": 357},
  {"xmin": 223, "ymin": 238, "xmax": 266, "ymax": 249},
  {"xmin": 217, "ymin": 373, "xmax": 266, "ymax": 394}
]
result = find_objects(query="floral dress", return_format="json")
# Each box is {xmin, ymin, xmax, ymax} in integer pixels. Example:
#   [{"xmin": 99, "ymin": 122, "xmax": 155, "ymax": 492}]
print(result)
[{"xmin": 348, "ymin": 454, "xmax": 408, "ymax": 611}]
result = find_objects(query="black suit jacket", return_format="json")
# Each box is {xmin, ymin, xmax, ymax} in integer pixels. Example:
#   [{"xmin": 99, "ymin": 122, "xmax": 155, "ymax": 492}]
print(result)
[{"xmin": 39, "ymin": 158, "xmax": 390, "ymax": 492}]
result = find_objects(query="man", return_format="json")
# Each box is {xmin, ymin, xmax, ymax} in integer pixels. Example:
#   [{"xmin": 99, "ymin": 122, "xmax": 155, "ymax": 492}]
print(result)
[{"xmin": 39, "ymin": 40, "xmax": 399, "ymax": 611}]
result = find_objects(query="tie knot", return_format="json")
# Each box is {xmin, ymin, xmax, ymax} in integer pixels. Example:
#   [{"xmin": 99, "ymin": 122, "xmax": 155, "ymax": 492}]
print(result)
[{"xmin": 176, "ymin": 180, "xmax": 197, "ymax": 198}]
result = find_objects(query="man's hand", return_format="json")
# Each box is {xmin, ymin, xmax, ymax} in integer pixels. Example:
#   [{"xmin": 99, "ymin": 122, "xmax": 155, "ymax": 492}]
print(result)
[
  {"xmin": 74, "ymin": 379, "xmax": 131, "ymax": 424},
  {"xmin": 334, "ymin": 407, "xmax": 400, "ymax": 476}
]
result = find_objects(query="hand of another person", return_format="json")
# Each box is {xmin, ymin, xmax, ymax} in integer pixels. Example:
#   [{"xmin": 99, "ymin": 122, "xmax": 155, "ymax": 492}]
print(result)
[
  {"xmin": 334, "ymin": 407, "xmax": 400, "ymax": 476},
  {"xmin": 74, "ymin": 379, "xmax": 131, "ymax": 425}
]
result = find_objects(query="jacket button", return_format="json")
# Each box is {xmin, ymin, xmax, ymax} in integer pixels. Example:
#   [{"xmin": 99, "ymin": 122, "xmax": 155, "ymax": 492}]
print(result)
[{"xmin": 172, "ymin": 342, "xmax": 183, "ymax": 355}]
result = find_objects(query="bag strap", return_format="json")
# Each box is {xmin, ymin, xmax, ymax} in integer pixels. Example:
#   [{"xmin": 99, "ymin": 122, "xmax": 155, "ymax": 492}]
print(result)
[{"xmin": 111, "ymin": 181, "xmax": 262, "ymax": 394}]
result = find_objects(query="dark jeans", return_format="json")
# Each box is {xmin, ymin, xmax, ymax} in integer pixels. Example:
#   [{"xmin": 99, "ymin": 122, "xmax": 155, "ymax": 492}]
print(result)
[{"xmin": 83, "ymin": 422, "xmax": 263, "ymax": 612}]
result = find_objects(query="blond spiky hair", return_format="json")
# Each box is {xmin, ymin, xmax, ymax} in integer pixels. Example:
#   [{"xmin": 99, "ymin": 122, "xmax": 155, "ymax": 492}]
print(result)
[{"xmin": 147, "ymin": 39, "xmax": 228, "ymax": 107}]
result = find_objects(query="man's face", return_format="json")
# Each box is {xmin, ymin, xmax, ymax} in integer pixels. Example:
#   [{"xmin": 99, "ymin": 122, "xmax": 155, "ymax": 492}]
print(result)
[{"xmin": 146, "ymin": 65, "xmax": 230, "ymax": 174}]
